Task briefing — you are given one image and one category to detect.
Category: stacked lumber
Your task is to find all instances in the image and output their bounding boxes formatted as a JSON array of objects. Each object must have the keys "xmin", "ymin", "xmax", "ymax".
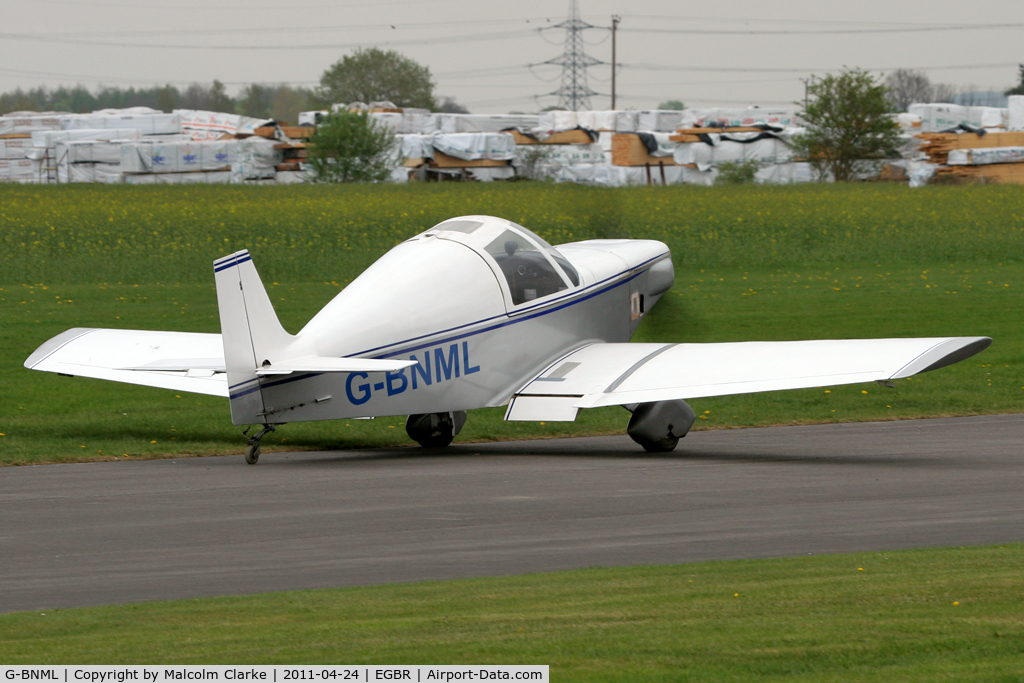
[
  {"xmin": 253, "ymin": 126, "xmax": 315, "ymax": 140},
  {"xmin": 934, "ymin": 163, "xmax": 1024, "ymax": 184},
  {"xmin": 611, "ymin": 134, "xmax": 678, "ymax": 167},
  {"xmin": 273, "ymin": 142, "xmax": 308, "ymax": 171},
  {"xmin": 669, "ymin": 127, "xmax": 764, "ymax": 142},
  {"xmin": 431, "ymin": 150, "xmax": 510, "ymax": 168},
  {"xmin": 917, "ymin": 132, "xmax": 1024, "ymax": 164},
  {"xmin": 917, "ymin": 131, "xmax": 1024, "ymax": 184},
  {"xmin": 510, "ymin": 129, "xmax": 595, "ymax": 145}
]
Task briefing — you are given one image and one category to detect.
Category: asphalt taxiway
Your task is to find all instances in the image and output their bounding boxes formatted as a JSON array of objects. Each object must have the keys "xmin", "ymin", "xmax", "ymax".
[{"xmin": 1, "ymin": 414, "xmax": 1022, "ymax": 613}]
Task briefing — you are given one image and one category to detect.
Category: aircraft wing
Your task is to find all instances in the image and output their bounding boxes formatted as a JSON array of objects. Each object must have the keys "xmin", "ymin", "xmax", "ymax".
[
  {"xmin": 505, "ymin": 337, "xmax": 992, "ymax": 421},
  {"xmin": 24, "ymin": 328, "xmax": 230, "ymax": 397},
  {"xmin": 24, "ymin": 328, "xmax": 420, "ymax": 398}
]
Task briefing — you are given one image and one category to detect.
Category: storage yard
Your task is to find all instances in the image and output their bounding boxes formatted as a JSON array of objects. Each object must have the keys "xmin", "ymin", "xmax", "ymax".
[{"xmin": 4, "ymin": 97, "xmax": 1024, "ymax": 186}]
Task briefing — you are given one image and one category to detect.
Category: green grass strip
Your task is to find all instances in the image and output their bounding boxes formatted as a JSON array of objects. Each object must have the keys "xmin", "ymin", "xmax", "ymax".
[{"xmin": 1, "ymin": 544, "xmax": 1022, "ymax": 682}]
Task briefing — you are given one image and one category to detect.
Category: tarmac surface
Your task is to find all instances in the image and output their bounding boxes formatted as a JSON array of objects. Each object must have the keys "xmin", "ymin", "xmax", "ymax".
[{"xmin": 2, "ymin": 414, "xmax": 1023, "ymax": 614}]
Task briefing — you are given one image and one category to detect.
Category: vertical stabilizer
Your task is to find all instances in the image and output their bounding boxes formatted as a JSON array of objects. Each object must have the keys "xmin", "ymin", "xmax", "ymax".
[{"xmin": 214, "ymin": 250, "xmax": 294, "ymax": 425}]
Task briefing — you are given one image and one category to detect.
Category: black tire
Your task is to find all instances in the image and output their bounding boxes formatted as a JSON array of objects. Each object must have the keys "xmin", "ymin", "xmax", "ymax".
[
  {"xmin": 406, "ymin": 413, "xmax": 455, "ymax": 448},
  {"xmin": 244, "ymin": 443, "xmax": 260, "ymax": 464},
  {"xmin": 631, "ymin": 434, "xmax": 679, "ymax": 453}
]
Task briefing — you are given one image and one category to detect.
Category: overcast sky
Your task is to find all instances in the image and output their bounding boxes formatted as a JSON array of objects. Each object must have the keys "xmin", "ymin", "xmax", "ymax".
[{"xmin": 1, "ymin": 0, "xmax": 1022, "ymax": 113}]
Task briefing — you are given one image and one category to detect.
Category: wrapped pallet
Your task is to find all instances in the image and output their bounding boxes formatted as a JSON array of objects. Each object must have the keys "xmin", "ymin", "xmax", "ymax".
[
  {"xmin": 684, "ymin": 108, "xmax": 800, "ymax": 129},
  {"xmin": 0, "ymin": 115, "xmax": 63, "ymax": 136},
  {"xmin": 437, "ymin": 114, "xmax": 539, "ymax": 134},
  {"xmin": 1008, "ymin": 96, "xmax": 1024, "ymax": 132},
  {"xmin": 538, "ymin": 111, "xmax": 578, "ymax": 132},
  {"xmin": 431, "ymin": 133, "xmax": 516, "ymax": 161},
  {"xmin": 0, "ymin": 138, "xmax": 32, "ymax": 160},
  {"xmin": 64, "ymin": 113, "xmax": 182, "ymax": 136},
  {"xmin": 947, "ymin": 146, "xmax": 1024, "ymax": 166},
  {"xmin": 637, "ymin": 110, "xmax": 684, "ymax": 132},
  {"xmin": 32, "ymin": 128, "xmax": 142, "ymax": 147}
]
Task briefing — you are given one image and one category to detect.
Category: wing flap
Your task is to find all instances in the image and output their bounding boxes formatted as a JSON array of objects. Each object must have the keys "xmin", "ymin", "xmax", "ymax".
[
  {"xmin": 24, "ymin": 327, "xmax": 229, "ymax": 397},
  {"xmin": 506, "ymin": 337, "xmax": 991, "ymax": 419}
]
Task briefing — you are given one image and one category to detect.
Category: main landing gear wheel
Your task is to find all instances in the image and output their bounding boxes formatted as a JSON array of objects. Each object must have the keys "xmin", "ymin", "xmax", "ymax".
[
  {"xmin": 242, "ymin": 424, "xmax": 276, "ymax": 465},
  {"xmin": 405, "ymin": 411, "xmax": 468, "ymax": 448},
  {"xmin": 625, "ymin": 400, "xmax": 696, "ymax": 453}
]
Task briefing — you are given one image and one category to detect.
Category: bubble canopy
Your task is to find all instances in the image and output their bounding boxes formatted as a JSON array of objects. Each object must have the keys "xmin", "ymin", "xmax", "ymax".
[{"xmin": 423, "ymin": 216, "xmax": 580, "ymax": 305}]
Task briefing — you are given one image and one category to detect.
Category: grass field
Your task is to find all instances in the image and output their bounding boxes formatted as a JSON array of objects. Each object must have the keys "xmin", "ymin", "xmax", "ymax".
[
  {"xmin": 1, "ymin": 183, "xmax": 1022, "ymax": 464},
  {"xmin": 2, "ymin": 544, "xmax": 1022, "ymax": 681}
]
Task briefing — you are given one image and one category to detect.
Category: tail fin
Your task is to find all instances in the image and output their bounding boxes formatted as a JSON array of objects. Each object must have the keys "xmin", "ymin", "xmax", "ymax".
[{"xmin": 214, "ymin": 250, "xmax": 294, "ymax": 425}]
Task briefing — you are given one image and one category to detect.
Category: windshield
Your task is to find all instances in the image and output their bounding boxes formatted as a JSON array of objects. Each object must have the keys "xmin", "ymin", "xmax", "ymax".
[{"xmin": 427, "ymin": 216, "xmax": 580, "ymax": 303}]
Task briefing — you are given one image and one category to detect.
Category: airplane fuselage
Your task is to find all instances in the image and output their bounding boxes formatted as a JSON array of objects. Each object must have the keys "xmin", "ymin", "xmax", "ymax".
[{"xmin": 251, "ymin": 235, "xmax": 673, "ymax": 424}]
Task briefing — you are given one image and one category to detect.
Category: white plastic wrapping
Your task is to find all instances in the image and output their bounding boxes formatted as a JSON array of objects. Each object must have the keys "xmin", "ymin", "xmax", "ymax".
[
  {"xmin": 369, "ymin": 112, "xmax": 404, "ymax": 132},
  {"xmin": 538, "ymin": 111, "xmax": 578, "ymax": 132},
  {"xmin": 401, "ymin": 112, "xmax": 437, "ymax": 135},
  {"xmin": 685, "ymin": 108, "xmax": 801, "ymax": 129},
  {"xmin": 0, "ymin": 139, "xmax": 31, "ymax": 159},
  {"xmin": 57, "ymin": 140, "xmax": 130, "ymax": 165},
  {"xmin": 947, "ymin": 146, "xmax": 1024, "ymax": 166},
  {"xmin": 0, "ymin": 158, "xmax": 41, "ymax": 180},
  {"xmin": 297, "ymin": 110, "xmax": 328, "ymax": 127},
  {"xmin": 1008, "ymin": 96, "xmax": 1024, "ymax": 132},
  {"xmin": 673, "ymin": 135, "xmax": 794, "ymax": 167},
  {"xmin": 909, "ymin": 103, "xmax": 1008, "ymax": 132},
  {"xmin": 437, "ymin": 114, "xmax": 539, "ymax": 134},
  {"xmin": 577, "ymin": 111, "xmax": 627, "ymax": 131},
  {"xmin": 121, "ymin": 139, "xmax": 239, "ymax": 173},
  {"xmin": 398, "ymin": 134, "xmax": 434, "ymax": 160},
  {"xmin": 32, "ymin": 128, "xmax": 142, "ymax": 147},
  {"xmin": 431, "ymin": 133, "xmax": 516, "ymax": 161},
  {"xmin": 515, "ymin": 143, "xmax": 606, "ymax": 166},
  {"xmin": 637, "ymin": 110, "xmax": 684, "ymax": 132},
  {"xmin": 64, "ymin": 113, "xmax": 182, "ymax": 135},
  {"xmin": 176, "ymin": 110, "xmax": 272, "ymax": 140},
  {"xmin": 0, "ymin": 115, "xmax": 63, "ymax": 135}
]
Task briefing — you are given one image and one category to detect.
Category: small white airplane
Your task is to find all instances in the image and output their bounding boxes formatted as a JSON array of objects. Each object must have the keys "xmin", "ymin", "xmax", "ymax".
[{"xmin": 25, "ymin": 215, "xmax": 990, "ymax": 464}]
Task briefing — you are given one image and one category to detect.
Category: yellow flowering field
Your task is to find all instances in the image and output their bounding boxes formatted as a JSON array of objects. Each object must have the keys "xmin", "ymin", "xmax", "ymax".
[{"xmin": 2, "ymin": 183, "xmax": 1023, "ymax": 285}]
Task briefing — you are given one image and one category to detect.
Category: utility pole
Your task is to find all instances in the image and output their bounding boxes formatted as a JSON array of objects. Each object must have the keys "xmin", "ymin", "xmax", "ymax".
[
  {"xmin": 611, "ymin": 15, "xmax": 620, "ymax": 109},
  {"xmin": 800, "ymin": 76, "xmax": 816, "ymax": 111}
]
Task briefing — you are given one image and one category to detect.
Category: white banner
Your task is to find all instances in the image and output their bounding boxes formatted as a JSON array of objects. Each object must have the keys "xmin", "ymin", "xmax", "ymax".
[{"xmin": 0, "ymin": 666, "xmax": 548, "ymax": 683}]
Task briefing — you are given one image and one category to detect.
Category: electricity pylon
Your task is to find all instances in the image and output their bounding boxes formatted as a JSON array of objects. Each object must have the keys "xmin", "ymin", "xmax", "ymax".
[{"xmin": 543, "ymin": 0, "xmax": 601, "ymax": 111}]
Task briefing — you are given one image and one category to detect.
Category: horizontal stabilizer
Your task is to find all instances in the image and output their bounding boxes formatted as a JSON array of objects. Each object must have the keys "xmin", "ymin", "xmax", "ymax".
[
  {"xmin": 506, "ymin": 336, "xmax": 991, "ymax": 421},
  {"xmin": 24, "ymin": 327, "xmax": 228, "ymax": 397},
  {"xmin": 255, "ymin": 356, "xmax": 418, "ymax": 376}
]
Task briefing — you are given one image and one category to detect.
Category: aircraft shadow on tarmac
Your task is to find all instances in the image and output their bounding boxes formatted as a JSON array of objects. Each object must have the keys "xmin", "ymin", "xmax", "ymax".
[{"xmin": 261, "ymin": 440, "xmax": 954, "ymax": 470}]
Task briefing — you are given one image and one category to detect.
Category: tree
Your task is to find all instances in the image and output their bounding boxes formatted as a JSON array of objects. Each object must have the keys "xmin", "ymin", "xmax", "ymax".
[
  {"xmin": 885, "ymin": 69, "xmax": 932, "ymax": 111},
  {"xmin": 794, "ymin": 69, "xmax": 901, "ymax": 183},
  {"xmin": 931, "ymin": 83, "xmax": 958, "ymax": 104},
  {"xmin": 318, "ymin": 48, "xmax": 435, "ymax": 110},
  {"xmin": 1006, "ymin": 65, "xmax": 1024, "ymax": 96},
  {"xmin": 306, "ymin": 110, "xmax": 396, "ymax": 183},
  {"xmin": 436, "ymin": 96, "xmax": 469, "ymax": 113},
  {"xmin": 208, "ymin": 80, "xmax": 234, "ymax": 113},
  {"xmin": 657, "ymin": 99, "xmax": 685, "ymax": 110}
]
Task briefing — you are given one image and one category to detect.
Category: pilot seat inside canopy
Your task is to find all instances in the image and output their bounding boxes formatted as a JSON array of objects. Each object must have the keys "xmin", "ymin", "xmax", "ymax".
[{"xmin": 429, "ymin": 217, "xmax": 579, "ymax": 306}]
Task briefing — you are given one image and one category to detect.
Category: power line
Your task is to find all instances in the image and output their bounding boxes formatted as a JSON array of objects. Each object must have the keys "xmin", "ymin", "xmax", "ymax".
[
  {"xmin": 0, "ymin": 27, "xmax": 539, "ymax": 50},
  {"xmin": 625, "ymin": 62, "xmax": 1020, "ymax": 73},
  {"xmin": 617, "ymin": 22, "xmax": 1024, "ymax": 36},
  {"xmin": 3, "ymin": 17, "xmax": 553, "ymax": 39}
]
